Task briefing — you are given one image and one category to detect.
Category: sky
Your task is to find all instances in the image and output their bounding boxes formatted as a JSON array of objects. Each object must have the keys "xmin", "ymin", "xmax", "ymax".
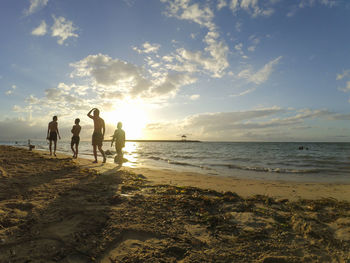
[{"xmin": 1, "ymin": 0, "xmax": 350, "ymax": 142}]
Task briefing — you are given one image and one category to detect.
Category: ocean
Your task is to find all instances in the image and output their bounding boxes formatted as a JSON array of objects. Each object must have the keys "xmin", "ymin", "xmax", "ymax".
[{"xmin": 2, "ymin": 140, "xmax": 350, "ymax": 183}]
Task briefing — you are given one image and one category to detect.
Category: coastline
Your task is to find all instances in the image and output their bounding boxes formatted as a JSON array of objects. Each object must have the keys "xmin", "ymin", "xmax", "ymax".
[
  {"xmin": 51, "ymin": 149, "xmax": 350, "ymax": 202},
  {"xmin": 1, "ymin": 145, "xmax": 350, "ymax": 262}
]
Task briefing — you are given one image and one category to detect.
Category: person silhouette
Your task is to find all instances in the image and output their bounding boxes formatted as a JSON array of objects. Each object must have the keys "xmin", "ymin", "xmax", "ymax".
[
  {"xmin": 71, "ymin": 118, "xmax": 81, "ymax": 159},
  {"xmin": 47, "ymin": 116, "xmax": 61, "ymax": 156},
  {"xmin": 111, "ymin": 122, "xmax": 126, "ymax": 165},
  {"xmin": 87, "ymin": 108, "xmax": 106, "ymax": 163}
]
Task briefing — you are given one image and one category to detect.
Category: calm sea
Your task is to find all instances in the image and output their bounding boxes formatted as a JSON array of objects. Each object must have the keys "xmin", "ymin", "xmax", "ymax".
[{"xmin": 2, "ymin": 141, "xmax": 350, "ymax": 183}]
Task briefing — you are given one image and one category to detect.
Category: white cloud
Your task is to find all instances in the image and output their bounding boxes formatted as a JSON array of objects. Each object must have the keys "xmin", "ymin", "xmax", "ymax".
[
  {"xmin": 160, "ymin": 0, "xmax": 229, "ymax": 77},
  {"xmin": 5, "ymin": 85, "xmax": 16, "ymax": 95},
  {"xmin": 190, "ymin": 94, "xmax": 200, "ymax": 100},
  {"xmin": 69, "ymin": 54, "xmax": 197, "ymax": 99},
  {"xmin": 217, "ymin": 0, "xmax": 227, "ymax": 10},
  {"xmin": 336, "ymin": 69, "xmax": 350, "ymax": 80},
  {"xmin": 133, "ymin": 42, "xmax": 161, "ymax": 54},
  {"xmin": 336, "ymin": 69, "xmax": 350, "ymax": 95},
  {"xmin": 51, "ymin": 16, "xmax": 78, "ymax": 45},
  {"xmin": 161, "ymin": 0, "xmax": 215, "ymax": 30},
  {"xmin": 288, "ymin": 0, "xmax": 337, "ymax": 17},
  {"xmin": 152, "ymin": 73, "xmax": 197, "ymax": 96},
  {"xmin": 235, "ymin": 21, "xmax": 242, "ymax": 32},
  {"xmin": 238, "ymin": 56, "xmax": 282, "ymax": 85},
  {"xmin": 143, "ymin": 107, "xmax": 341, "ymax": 141},
  {"xmin": 31, "ymin": 20, "xmax": 47, "ymax": 36},
  {"xmin": 25, "ymin": 95, "xmax": 40, "ymax": 104},
  {"xmin": 230, "ymin": 0, "xmax": 275, "ymax": 17},
  {"xmin": 338, "ymin": 81, "xmax": 350, "ymax": 93},
  {"xmin": 230, "ymin": 88, "xmax": 256, "ymax": 97},
  {"xmin": 25, "ymin": 0, "xmax": 48, "ymax": 15},
  {"xmin": 70, "ymin": 54, "xmax": 151, "ymax": 96}
]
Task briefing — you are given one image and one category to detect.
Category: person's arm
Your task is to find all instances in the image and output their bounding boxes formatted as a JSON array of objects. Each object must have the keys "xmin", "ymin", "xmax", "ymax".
[
  {"xmin": 102, "ymin": 119, "xmax": 105, "ymax": 138},
  {"xmin": 47, "ymin": 124, "xmax": 50, "ymax": 139},
  {"xmin": 111, "ymin": 131, "xmax": 115, "ymax": 146},
  {"xmin": 122, "ymin": 131, "xmax": 125, "ymax": 147},
  {"xmin": 71, "ymin": 125, "xmax": 74, "ymax": 134},
  {"xmin": 57, "ymin": 125, "xmax": 61, "ymax": 140},
  {"xmin": 87, "ymin": 108, "xmax": 95, "ymax": 119}
]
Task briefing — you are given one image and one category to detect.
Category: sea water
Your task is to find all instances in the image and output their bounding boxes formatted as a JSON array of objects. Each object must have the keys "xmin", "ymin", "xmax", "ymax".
[{"xmin": 2, "ymin": 141, "xmax": 350, "ymax": 183}]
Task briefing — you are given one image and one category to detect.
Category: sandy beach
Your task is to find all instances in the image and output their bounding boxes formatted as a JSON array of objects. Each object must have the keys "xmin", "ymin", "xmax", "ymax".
[{"xmin": 0, "ymin": 145, "xmax": 350, "ymax": 262}]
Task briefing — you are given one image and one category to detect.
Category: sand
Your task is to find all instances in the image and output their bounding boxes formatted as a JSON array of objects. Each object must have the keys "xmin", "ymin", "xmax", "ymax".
[{"xmin": 0, "ymin": 145, "xmax": 350, "ymax": 262}]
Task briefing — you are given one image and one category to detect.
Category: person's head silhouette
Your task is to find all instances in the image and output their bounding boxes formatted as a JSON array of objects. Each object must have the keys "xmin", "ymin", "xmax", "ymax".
[{"xmin": 93, "ymin": 109, "xmax": 100, "ymax": 117}]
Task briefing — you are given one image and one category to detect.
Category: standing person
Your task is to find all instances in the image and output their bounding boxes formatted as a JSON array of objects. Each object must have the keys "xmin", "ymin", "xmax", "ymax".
[
  {"xmin": 47, "ymin": 116, "xmax": 61, "ymax": 156},
  {"xmin": 87, "ymin": 108, "xmax": 106, "ymax": 163},
  {"xmin": 111, "ymin": 122, "xmax": 126, "ymax": 165},
  {"xmin": 71, "ymin": 118, "xmax": 81, "ymax": 159}
]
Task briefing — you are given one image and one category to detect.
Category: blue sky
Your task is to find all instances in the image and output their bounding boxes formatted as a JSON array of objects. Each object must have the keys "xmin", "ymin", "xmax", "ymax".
[{"xmin": 1, "ymin": 0, "xmax": 350, "ymax": 141}]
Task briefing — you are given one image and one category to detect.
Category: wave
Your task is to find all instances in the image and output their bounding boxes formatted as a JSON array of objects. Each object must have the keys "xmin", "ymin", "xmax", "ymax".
[{"xmin": 212, "ymin": 163, "xmax": 321, "ymax": 174}]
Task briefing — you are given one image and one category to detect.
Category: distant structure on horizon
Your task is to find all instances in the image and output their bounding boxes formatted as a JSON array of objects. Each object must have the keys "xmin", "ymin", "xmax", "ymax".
[{"xmin": 178, "ymin": 134, "xmax": 192, "ymax": 141}]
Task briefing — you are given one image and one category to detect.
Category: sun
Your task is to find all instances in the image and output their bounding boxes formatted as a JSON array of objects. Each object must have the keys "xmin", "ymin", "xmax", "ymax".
[{"xmin": 103, "ymin": 100, "xmax": 149, "ymax": 139}]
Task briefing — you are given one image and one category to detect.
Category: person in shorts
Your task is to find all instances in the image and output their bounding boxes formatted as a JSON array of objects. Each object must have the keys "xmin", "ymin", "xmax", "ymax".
[
  {"xmin": 87, "ymin": 108, "xmax": 106, "ymax": 163},
  {"xmin": 71, "ymin": 118, "xmax": 81, "ymax": 159},
  {"xmin": 47, "ymin": 116, "xmax": 61, "ymax": 156}
]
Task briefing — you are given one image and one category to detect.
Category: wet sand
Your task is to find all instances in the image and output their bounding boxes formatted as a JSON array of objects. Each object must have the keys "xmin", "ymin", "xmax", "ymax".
[{"xmin": 0, "ymin": 145, "xmax": 350, "ymax": 262}]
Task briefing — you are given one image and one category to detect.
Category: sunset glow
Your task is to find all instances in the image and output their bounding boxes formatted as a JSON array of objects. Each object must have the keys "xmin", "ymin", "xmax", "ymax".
[{"xmin": 104, "ymin": 100, "xmax": 149, "ymax": 140}]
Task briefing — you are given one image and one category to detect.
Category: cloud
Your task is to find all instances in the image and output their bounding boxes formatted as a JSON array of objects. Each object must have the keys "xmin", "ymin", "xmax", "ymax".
[
  {"xmin": 25, "ymin": 0, "xmax": 48, "ymax": 15},
  {"xmin": 217, "ymin": 0, "xmax": 227, "ymax": 10},
  {"xmin": 51, "ymin": 16, "xmax": 78, "ymax": 45},
  {"xmin": 336, "ymin": 69, "xmax": 350, "ymax": 80},
  {"xmin": 5, "ymin": 85, "xmax": 16, "ymax": 95},
  {"xmin": 152, "ymin": 73, "xmax": 197, "ymax": 95},
  {"xmin": 230, "ymin": 0, "xmax": 275, "ymax": 17},
  {"xmin": 336, "ymin": 69, "xmax": 350, "ymax": 94},
  {"xmin": 299, "ymin": 0, "xmax": 337, "ymax": 8},
  {"xmin": 288, "ymin": 0, "xmax": 337, "ymax": 17},
  {"xmin": 133, "ymin": 42, "xmax": 161, "ymax": 54},
  {"xmin": 237, "ymin": 56, "xmax": 282, "ymax": 85},
  {"xmin": 143, "ymin": 107, "xmax": 341, "ymax": 141},
  {"xmin": 160, "ymin": 0, "xmax": 229, "ymax": 77},
  {"xmin": 25, "ymin": 95, "xmax": 40, "ymax": 104},
  {"xmin": 70, "ymin": 53, "xmax": 197, "ymax": 99},
  {"xmin": 230, "ymin": 88, "xmax": 256, "ymax": 97},
  {"xmin": 31, "ymin": 20, "xmax": 47, "ymax": 36},
  {"xmin": 70, "ymin": 54, "xmax": 152, "ymax": 97},
  {"xmin": 190, "ymin": 94, "xmax": 200, "ymax": 100},
  {"xmin": 161, "ymin": 0, "xmax": 215, "ymax": 30},
  {"xmin": 338, "ymin": 81, "xmax": 350, "ymax": 93}
]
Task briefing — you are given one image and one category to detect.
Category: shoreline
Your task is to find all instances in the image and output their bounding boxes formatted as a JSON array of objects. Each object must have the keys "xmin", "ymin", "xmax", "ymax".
[{"xmin": 35, "ymin": 148, "xmax": 350, "ymax": 202}]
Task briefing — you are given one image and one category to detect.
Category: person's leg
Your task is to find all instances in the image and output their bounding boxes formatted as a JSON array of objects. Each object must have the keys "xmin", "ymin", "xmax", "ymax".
[
  {"xmin": 49, "ymin": 140, "xmax": 52, "ymax": 155},
  {"xmin": 117, "ymin": 148, "xmax": 123, "ymax": 164},
  {"xmin": 53, "ymin": 140, "xmax": 57, "ymax": 156},
  {"xmin": 98, "ymin": 145, "xmax": 106, "ymax": 163},
  {"xmin": 93, "ymin": 144, "xmax": 97, "ymax": 162},
  {"xmin": 75, "ymin": 143, "xmax": 79, "ymax": 158},
  {"xmin": 71, "ymin": 141, "xmax": 76, "ymax": 157}
]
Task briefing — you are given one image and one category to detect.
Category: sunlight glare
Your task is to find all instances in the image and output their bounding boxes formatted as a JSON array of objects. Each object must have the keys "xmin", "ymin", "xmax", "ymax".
[{"xmin": 104, "ymin": 101, "xmax": 149, "ymax": 139}]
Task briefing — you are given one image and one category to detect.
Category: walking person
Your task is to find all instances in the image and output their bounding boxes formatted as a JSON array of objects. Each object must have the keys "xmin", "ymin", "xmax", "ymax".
[
  {"xmin": 87, "ymin": 108, "xmax": 106, "ymax": 163},
  {"xmin": 47, "ymin": 116, "xmax": 61, "ymax": 156},
  {"xmin": 111, "ymin": 122, "xmax": 126, "ymax": 165},
  {"xmin": 71, "ymin": 118, "xmax": 81, "ymax": 159}
]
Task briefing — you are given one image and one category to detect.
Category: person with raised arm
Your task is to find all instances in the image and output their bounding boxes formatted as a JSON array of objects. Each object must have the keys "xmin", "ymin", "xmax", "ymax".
[
  {"xmin": 47, "ymin": 116, "xmax": 61, "ymax": 156},
  {"xmin": 87, "ymin": 108, "xmax": 106, "ymax": 163}
]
